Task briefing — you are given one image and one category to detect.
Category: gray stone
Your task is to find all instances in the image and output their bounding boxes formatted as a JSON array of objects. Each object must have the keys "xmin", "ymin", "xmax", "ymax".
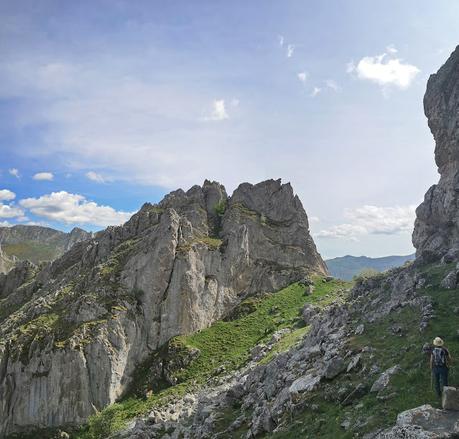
[
  {"xmin": 323, "ymin": 356, "xmax": 345, "ymax": 379},
  {"xmin": 441, "ymin": 270, "xmax": 458, "ymax": 289},
  {"xmin": 289, "ymin": 374, "xmax": 321, "ymax": 394},
  {"xmin": 302, "ymin": 304, "xmax": 320, "ymax": 324},
  {"xmin": 370, "ymin": 365, "xmax": 400, "ymax": 393},
  {"xmin": 355, "ymin": 324, "xmax": 365, "ymax": 335},
  {"xmin": 442, "ymin": 386, "xmax": 459, "ymax": 411}
]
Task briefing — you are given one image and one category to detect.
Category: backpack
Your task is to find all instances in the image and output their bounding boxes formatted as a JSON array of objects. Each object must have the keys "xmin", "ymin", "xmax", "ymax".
[{"xmin": 432, "ymin": 347, "xmax": 447, "ymax": 367}]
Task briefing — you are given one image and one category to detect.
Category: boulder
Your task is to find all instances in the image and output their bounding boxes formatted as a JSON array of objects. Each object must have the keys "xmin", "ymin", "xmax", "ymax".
[
  {"xmin": 442, "ymin": 386, "xmax": 459, "ymax": 411},
  {"xmin": 289, "ymin": 373, "xmax": 321, "ymax": 395},
  {"xmin": 440, "ymin": 271, "xmax": 458, "ymax": 290},
  {"xmin": 370, "ymin": 365, "xmax": 400, "ymax": 393},
  {"xmin": 323, "ymin": 356, "xmax": 345, "ymax": 379},
  {"xmin": 302, "ymin": 304, "xmax": 320, "ymax": 324}
]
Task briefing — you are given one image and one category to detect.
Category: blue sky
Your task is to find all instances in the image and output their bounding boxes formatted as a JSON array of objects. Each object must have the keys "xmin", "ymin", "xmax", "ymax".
[{"xmin": 1, "ymin": 1, "xmax": 458, "ymax": 258}]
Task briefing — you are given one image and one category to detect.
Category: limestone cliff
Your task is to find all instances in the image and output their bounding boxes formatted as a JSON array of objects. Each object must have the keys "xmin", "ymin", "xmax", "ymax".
[
  {"xmin": 413, "ymin": 45, "xmax": 459, "ymax": 261},
  {"xmin": 0, "ymin": 179, "xmax": 325, "ymax": 436}
]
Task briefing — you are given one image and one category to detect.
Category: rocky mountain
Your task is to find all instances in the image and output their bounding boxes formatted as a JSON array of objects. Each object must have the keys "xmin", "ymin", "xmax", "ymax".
[
  {"xmin": 3, "ymin": 46, "xmax": 459, "ymax": 439},
  {"xmin": 326, "ymin": 254, "xmax": 415, "ymax": 280},
  {"xmin": 0, "ymin": 225, "xmax": 92, "ymax": 274},
  {"xmin": 413, "ymin": 45, "xmax": 459, "ymax": 262},
  {"xmin": 51, "ymin": 46, "xmax": 459, "ymax": 439},
  {"xmin": 0, "ymin": 178, "xmax": 326, "ymax": 437}
]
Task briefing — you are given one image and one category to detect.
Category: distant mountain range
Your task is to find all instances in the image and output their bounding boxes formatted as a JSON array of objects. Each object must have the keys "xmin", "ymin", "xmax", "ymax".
[
  {"xmin": 0, "ymin": 225, "xmax": 92, "ymax": 274},
  {"xmin": 325, "ymin": 253, "xmax": 416, "ymax": 280}
]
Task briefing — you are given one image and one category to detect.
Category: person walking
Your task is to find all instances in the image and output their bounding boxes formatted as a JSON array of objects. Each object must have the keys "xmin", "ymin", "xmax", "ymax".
[{"xmin": 430, "ymin": 337, "xmax": 452, "ymax": 398}]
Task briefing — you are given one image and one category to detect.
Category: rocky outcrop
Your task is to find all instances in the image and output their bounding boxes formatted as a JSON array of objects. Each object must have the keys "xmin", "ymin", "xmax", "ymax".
[
  {"xmin": 0, "ymin": 179, "xmax": 326, "ymax": 436},
  {"xmin": 413, "ymin": 45, "xmax": 459, "ymax": 261},
  {"xmin": 0, "ymin": 225, "xmax": 92, "ymax": 273}
]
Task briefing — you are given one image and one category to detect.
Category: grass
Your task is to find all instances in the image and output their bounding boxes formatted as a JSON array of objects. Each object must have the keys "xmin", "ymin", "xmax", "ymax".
[
  {"xmin": 70, "ymin": 276, "xmax": 349, "ymax": 439},
  {"xmin": 264, "ymin": 262, "xmax": 459, "ymax": 438},
  {"xmin": 3, "ymin": 241, "xmax": 60, "ymax": 264}
]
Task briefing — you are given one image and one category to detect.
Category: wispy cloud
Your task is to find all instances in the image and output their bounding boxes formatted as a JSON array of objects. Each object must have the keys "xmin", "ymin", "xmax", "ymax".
[
  {"xmin": 348, "ymin": 47, "xmax": 420, "ymax": 89},
  {"xmin": 204, "ymin": 99, "xmax": 229, "ymax": 121},
  {"xmin": 297, "ymin": 72, "xmax": 308, "ymax": 83},
  {"xmin": 287, "ymin": 44, "xmax": 295, "ymax": 58},
  {"xmin": 311, "ymin": 87, "xmax": 321, "ymax": 97},
  {"xmin": 325, "ymin": 79, "xmax": 340, "ymax": 92},
  {"xmin": 19, "ymin": 191, "xmax": 133, "ymax": 227},
  {"xmin": 8, "ymin": 168, "xmax": 20, "ymax": 179},
  {"xmin": 315, "ymin": 205, "xmax": 416, "ymax": 240},
  {"xmin": 33, "ymin": 172, "xmax": 54, "ymax": 181},
  {"xmin": 86, "ymin": 171, "xmax": 107, "ymax": 184},
  {"xmin": 278, "ymin": 35, "xmax": 284, "ymax": 47}
]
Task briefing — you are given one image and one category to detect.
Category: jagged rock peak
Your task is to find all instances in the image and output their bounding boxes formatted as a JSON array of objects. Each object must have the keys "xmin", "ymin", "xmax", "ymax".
[{"xmin": 413, "ymin": 45, "xmax": 459, "ymax": 261}]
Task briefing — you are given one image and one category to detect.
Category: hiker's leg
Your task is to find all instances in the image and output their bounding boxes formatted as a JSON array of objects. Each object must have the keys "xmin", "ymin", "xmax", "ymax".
[
  {"xmin": 439, "ymin": 367, "xmax": 448, "ymax": 394},
  {"xmin": 433, "ymin": 367, "xmax": 442, "ymax": 397},
  {"xmin": 444, "ymin": 367, "xmax": 449, "ymax": 388}
]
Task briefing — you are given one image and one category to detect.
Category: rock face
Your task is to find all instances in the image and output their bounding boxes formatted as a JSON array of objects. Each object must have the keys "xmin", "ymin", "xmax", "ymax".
[
  {"xmin": 413, "ymin": 45, "xmax": 459, "ymax": 261},
  {"xmin": 0, "ymin": 179, "xmax": 326, "ymax": 436},
  {"xmin": 0, "ymin": 225, "xmax": 92, "ymax": 273}
]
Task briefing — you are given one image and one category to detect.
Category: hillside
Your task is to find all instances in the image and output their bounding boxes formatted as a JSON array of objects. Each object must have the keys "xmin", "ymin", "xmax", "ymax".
[
  {"xmin": 0, "ymin": 179, "xmax": 326, "ymax": 437},
  {"xmin": 326, "ymin": 254, "xmax": 415, "ymax": 280},
  {"xmin": 0, "ymin": 225, "xmax": 92, "ymax": 274}
]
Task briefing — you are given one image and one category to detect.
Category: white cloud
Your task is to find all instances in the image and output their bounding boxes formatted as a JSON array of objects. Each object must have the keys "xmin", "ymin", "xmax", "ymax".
[
  {"xmin": 230, "ymin": 98, "xmax": 240, "ymax": 107},
  {"xmin": 9, "ymin": 168, "xmax": 20, "ymax": 179},
  {"xmin": 297, "ymin": 72, "xmax": 308, "ymax": 83},
  {"xmin": 315, "ymin": 205, "xmax": 416, "ymax": 240},
  {"xmin": 386, "ymin": 44, "xmax": 398, "ymax": 54},
  {"xmin": 278, "ymin": 35, "xmax": 284, "ymax": 47},
  {"xmin": 0, "ymin": 221, "xmax": 12, "ymax": 227},
  {"xmin": 309, "ymin": 216, "xmax": 320, "ymax": 223},
  {"xmin": 0, "ymin": 203, "xmax": 24, "ymax": 219},
  {"xmin": 204, "ymin": 99, "xmax": 229, "ymax": 121},
  {"xmin": 287, "ymin": 44, "xmax": 295, "ymax": 58},
  {"xmin": 311, "ymin": 87, "xmax": 321, "ymax": 97},
  {"xmin": 348, "ymin": 49, "xmax": 420, "ymax": 89},
  {"xmin": 86, "ymin": 171, "xmax": 107, "ymax": 183},
  {"xmin": 19, "ymin": 191, "xmax": 133, "ymax": 227},
  {"xmin": 33, "ymin": 172, "xmax": 54, "ymax": 181},
  {"xmin": 0, "ymin": 189, "xmax": 16, "ymax": 201},
  {"xmin": 325, "ymin": 79, "xmax": 340, "ymax": 92}
]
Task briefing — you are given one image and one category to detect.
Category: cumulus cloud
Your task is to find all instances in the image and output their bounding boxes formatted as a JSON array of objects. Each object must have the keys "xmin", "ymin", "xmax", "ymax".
[
  {"xmin": 0, "ymin": 204, "xmax": 24, "ymax": 219},
  {"xmin": 86, "ymin": 171, "xmax": 107, "ymax": 183},
  {"xmin": 33, "ymin": 172, "xmax": 54, "ymax": 181},
  {"xmin": 9, "ymin": 168, "xmax": 20, "ymax": 179},
  {"xmin": 0, "ymin": 221, "xmax": 12, "ymax": 227},
  {"xmin": 297, "ymin": 72, "xmax": 308, "ymax": 83},
  {"xmin": 348, "ymin": 48, "xmax": 420, "ymax": 89},
  {"xmin": 204, "ymin": 99, "xmax": 229, "ymax": 121},
  {"xmin": 19, "ymin": 191, "xmax": 134, "ymax": 227},
  {"xmin": 287, "ymin": 44, "xmax": 295, "ymax": 58},
  {"xmin": 0, "ymin": 189, "xmax": 16, "ymax": 201},
  {"xmin": 315, "ymin": 205, "xmax": 416, "ymax": 240}
]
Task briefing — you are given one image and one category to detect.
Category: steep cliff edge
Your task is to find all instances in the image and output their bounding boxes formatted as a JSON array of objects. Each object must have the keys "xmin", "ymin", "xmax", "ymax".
[
  {"xmin": 413, "ymin": 45, "xmax": 459, "ymax": 261},
  {"xmin": 0, "ymin": 178, "xmax": 325, "ymax": 436}
]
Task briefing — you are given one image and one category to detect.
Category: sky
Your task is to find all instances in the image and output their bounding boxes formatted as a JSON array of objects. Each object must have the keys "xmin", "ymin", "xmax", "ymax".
[{"xmin": 1, "ymin": 1, "xmax": 458, "ymax": 259}]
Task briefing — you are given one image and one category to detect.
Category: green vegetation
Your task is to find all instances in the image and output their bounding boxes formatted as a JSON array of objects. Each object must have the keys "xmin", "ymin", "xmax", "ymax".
[
  {"xmin": 214, "ymin": 199, "xmax": 226, "ymax": 216},
  {"xmin": 3, "ymin": 241, "xmax": 60, "ymax": 264},
  {"xmin": 264, "ymin": 262, "xmax": 459, "ymax": 438},
  {"xmin": 99, "ymin": 238, "xmax": 140, "ymax": 281},
  {"xmin": 72, "ymin": 277, "xmax": 349, "ymax": 439},
  {"xmin": 176, "ymin": 235, "xmax": 223, "ymax": 252}
]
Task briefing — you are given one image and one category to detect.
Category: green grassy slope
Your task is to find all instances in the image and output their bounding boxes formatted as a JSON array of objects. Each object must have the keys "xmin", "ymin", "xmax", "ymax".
[
  {"xmin": 67, "ymin": 277, "xmax": 349, "ymax": 439},
  {"xmin": 264, "ymin": 262, "xmax": 459, "ymax": 438}
]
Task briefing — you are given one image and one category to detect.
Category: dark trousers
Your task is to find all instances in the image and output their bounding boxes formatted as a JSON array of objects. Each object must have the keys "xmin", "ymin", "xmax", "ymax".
[{"xmin": 433, "ymin": 365, "xmax": 449, "ymax": 397}]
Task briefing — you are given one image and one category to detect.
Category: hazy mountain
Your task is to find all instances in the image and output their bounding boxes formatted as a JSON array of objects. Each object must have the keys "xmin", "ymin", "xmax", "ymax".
[
  {"xmin": 325, "ymin": 253, "xmax": 415, "ymax": 280},
  {"xmin": 0, "ymin": 225, "xmax": 92, "ymax": 273}
]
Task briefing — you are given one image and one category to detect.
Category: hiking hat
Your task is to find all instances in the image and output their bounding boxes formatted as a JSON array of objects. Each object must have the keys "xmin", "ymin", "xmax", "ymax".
[{"xmin": 433, "ymin": 337, "xmax": 444, "ymax": 346}]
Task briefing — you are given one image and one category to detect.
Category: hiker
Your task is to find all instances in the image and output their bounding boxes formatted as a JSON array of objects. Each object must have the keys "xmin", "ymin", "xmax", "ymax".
[{"xmin": 430, "ymin": 337, "xmax": 452, "ymax": 397}]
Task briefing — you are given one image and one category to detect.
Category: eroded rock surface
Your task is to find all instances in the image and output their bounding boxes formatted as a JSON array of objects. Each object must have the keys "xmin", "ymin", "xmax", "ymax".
[
  {"xmin": 413, "ymin": 45, "xmax": 459, "ymax": 262},
  {"xmin": 0, "ymin": 179, "xmax": 325, "ymax": 436}
]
